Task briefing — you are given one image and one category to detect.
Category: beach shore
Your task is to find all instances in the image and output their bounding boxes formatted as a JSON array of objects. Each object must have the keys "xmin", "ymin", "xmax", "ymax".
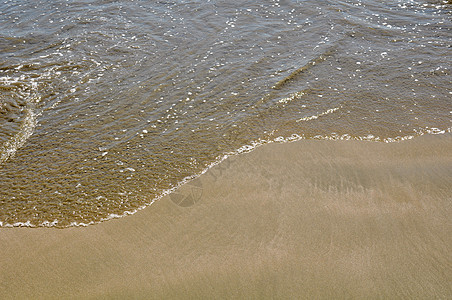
[{"xmin": 1, "ymin": 134, "xmax": 451, "ymax": 299}]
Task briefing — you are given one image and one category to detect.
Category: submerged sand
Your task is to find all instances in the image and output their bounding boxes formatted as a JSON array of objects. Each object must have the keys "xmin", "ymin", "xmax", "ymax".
[{"xmin": 0, "ymin": 134, "xmax": 451, "ymax": 299}]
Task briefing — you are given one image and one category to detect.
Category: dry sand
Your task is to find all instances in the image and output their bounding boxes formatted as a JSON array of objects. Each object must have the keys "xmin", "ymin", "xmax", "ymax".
[{"xmin": 1, "ymin": 134, "xmax": 451, "ymax": 299}]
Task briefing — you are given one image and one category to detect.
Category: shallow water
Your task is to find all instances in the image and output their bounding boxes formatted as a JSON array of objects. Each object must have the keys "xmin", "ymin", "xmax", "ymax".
[{"xmin": 0, "ymin": 0, "xmax": 451, "ymax": 227}]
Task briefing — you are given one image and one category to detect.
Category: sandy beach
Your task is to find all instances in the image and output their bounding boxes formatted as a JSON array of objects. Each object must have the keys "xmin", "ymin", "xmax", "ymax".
[{"xmin": 1, "ymin": 134, "xmax": 451, "ymax": 299}]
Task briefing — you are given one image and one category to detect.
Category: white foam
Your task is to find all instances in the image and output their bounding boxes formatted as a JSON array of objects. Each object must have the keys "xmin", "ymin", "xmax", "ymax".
[
  {"xmin": 278, "ymin": 90, "xmax": 307, "ymax": 104},
  {"xmin": 0, "ymin": 107, "xmax": 37, "ymax": 164},
  {"xmin": 41, "ymin": 220, "xmax": 59, "ymax": 227},
  {"xmin": 0, "ymin": 74, "xmax": 43, "ymax": 164},
  {"xmin": 296, "ymin": 106, "xmax": 341, "ymax": 122}
]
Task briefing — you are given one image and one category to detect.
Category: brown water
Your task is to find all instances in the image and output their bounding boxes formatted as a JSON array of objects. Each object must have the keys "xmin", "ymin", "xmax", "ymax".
[{"xmin": 0, "ymin": 0, "xmax": 451, "ymax": 227}]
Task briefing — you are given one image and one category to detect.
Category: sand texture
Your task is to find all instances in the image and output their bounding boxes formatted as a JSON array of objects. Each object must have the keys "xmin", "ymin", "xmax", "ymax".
[{"xmin": 1, "ymin": 134, "xmax": 451, "ymax": 299}]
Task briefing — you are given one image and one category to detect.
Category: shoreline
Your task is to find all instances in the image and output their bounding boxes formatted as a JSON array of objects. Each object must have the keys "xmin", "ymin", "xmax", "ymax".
[
  {"xmin": 2, "ymin": 129, "xmax": 450, "ymax": 229},
  {"xmin": 1, "ymin": 134, "xmax": 451, "ymax": 299}
]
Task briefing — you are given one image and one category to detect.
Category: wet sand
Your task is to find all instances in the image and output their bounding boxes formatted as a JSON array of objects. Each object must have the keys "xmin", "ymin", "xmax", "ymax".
[{"xmin": 1, "ymin": 134, "xmax": 451, "ymax": 299}]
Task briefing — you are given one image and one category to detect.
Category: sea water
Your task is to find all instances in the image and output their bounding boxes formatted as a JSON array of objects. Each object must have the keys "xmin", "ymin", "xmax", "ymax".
[{"xmin": 0, "ymin": 0, "xmax": 450, "ymax": 227}]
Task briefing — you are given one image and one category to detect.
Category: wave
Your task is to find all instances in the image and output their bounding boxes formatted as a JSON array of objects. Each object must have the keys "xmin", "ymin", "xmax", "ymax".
[{"xmin": 0, "ymin": 75, "xmax": 40, "ymax": 164}]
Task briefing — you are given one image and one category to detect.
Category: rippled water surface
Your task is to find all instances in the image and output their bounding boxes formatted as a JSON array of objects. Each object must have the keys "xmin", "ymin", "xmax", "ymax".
[{"xmin": 0, "ymin": 0, "xmax": 451, "ymax": 227}]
